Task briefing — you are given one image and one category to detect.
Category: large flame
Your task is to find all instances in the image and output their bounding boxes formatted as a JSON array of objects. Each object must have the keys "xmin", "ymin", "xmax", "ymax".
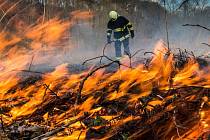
[{"xmin": 0, "ymin": 7, "xmax": 209, "ymax": 140}]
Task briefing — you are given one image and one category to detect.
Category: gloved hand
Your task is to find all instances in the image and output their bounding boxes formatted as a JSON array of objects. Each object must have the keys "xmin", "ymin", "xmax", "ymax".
[{"xmin": 130, "ymin": 30, "xmax": 134, "ymax": 38}]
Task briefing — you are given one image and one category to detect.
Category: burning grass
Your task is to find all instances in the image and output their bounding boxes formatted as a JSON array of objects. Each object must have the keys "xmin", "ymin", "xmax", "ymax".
[
  {"xmin": 0, "ymin": 4, "xmax": 208, "ymax": 139},
  {"xmin": 0, "ymin": 41, "xmax": 209, "ymax": 140}
]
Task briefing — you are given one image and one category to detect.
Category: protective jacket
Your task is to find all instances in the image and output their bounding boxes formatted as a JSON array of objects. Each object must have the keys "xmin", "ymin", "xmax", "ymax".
[{"xmin": 107, "ymin": 16, "xmax": 134, "ymax": 42}]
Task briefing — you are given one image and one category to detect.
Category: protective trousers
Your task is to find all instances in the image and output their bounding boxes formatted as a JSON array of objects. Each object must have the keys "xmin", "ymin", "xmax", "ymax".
[{"xmin": 114, "ymin": 38, "xmax": 130, "ymax": 57}]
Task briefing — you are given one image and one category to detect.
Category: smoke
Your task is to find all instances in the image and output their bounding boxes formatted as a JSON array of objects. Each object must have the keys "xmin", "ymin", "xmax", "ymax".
[
  {"xmin": 66, "ymin": 2, "xmax": 210, "ymax": 68},
  {"xmin": 0, "ymin": 10, "xmax": 95, "ymax": 74},
  {"xmin": 1, "ymin": 1, "xmax": 210, "ymax": 74}
]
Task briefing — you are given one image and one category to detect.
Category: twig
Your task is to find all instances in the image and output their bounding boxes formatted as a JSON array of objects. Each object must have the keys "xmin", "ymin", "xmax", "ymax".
[
  {"xmin": 77, "ymin": 130, "xmax": 83, "ymax": 140},
  {"xmin": 163, "ymin": 0, "xmax": 170, "ymax": 51},
  {"xmin": 84, "ymin": 44, "xmax": 142, "ymax": 69},
  {"xmin": 202, "ymin": 43, "xmax": 210, "ymax": 47},
  {"xmin": 144, "ymin": 52, "xmax": 156, "ymax": 56},
  {"xmin": 125, "ymin": 49, "xmax": 143, "ymax": 68},
  {"xmin": 83, "ymin": 54, "xmax": 131, "ymax": 69},
  {"xmin": 75, "ymin": 61, "xmax": 117, "ymax": 105},
  {"xmin": 176, "ymin": 0, "xmax": 190, "ymax": 11},
  {"xmin": 125, "ymin": 51, "xmax": 132, "ymax": 68},
  {"xmin": 12, "ymin": 69, "xmax": 44, "ymax": 75},
  {"xmin": 32, "ymin": 114, "xmax": 88, "ymax": 140},
  {"xmin": 82, "ymin": 56, "xmax": 103, "ymax": 65},
  {"xmin": 183, "ymin": 24, "xmax": 210, "ymax": 32},
  {"xmin": 131, "ymin": 49, "xmax": 144, "ymax": 58},
  {"xmin": 43, "ymin": 84, "xmax": 60, "ymax": 99},
  {"xmin": 42, "ymin": 84, "xmax": 50, "ymax": 101},
  {"xmin": 28, "ymin": 55, "xmax": 35, "ymax": 71},
  {"xmin": 42, "ymin": 0, "xmax": 46, "ymax": 23},
  {"xmin": 0, "ymin": 114, "xmax": 5, "ymax": 133},
  {"xmin": 100, "ymin": 42, "xmax": 113, "ymax": 63},
  {"xmin": 173, "ymin": 110, "xmax": 181, "ymax": 139}
]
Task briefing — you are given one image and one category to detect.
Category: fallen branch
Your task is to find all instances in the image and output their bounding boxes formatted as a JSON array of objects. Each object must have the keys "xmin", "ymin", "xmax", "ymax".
[
  {"xmin": 82, "ymin": 56, "xmax": 104, "ymax": 65},
  {"xmin": 202, "ymin": 43, "xmax": 210, "ymax": 47},
  {"xmin": 75, "ymin": 61, "xmax": 117, "ymax": 105},
  {"xmin": 100, "ymin": 42, "xmax": 113, "ymax": 63},
  {"xmin": 125, "ymin": 49, "xmax": 143, "ymax": 68},
  {"xmin": 12, "ymin": 69, "xmax": 44, "ymax": 75},
  {"xmin": 43, "ymin": 83, "xmax": 60, "ymax": 99},
  {"xmin": 32, "ymin": 114, "xmax": 88, "ymax": 140},
  {"xmin": 132, "ymin": 49, "xmax": 144, "ymax": 58},
  {"xmin": 163, "ymin": 0, "xmax": 170, "ymax": 51},
  {"xmin": 82, "ymin": 55, "xmax": 131, "ymax": 69},
  {"xmin": 183, "ymin": 24, "xmax": 210, "ymax": 32}
]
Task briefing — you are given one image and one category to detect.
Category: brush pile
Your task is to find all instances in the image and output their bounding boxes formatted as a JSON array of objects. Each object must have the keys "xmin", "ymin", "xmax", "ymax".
[{"xmin": 0, "ymin": 41, "xmax": 209, "ymax": 140}]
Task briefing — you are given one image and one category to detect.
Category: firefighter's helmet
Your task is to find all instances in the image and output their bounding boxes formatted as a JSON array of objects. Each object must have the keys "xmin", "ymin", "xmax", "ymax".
[{"xmin": 109, "ymin": 11, "xmax": 118, "ymax": 20}]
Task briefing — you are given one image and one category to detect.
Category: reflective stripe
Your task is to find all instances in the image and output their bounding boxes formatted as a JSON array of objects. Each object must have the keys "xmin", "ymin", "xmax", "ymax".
[
  {"xmin": 113, "ymin": 23, "xmax": 133, "ymax": 32},
  {"xmin": 114, "ymin": 25, "xmax": 127, "ymax": 32},
  {"xmin": 129, "ymin": 27, "xmax": 134, "ymax": 30},
  {"xmin": 127, "ymin": 22, "xmax": 133, "ymax": 30},
  {"xmin": 114, "ymin": 28, "xmax": 123, "ymax": 32},
  {"xmin": 114, "ymin": 34, "xmax": 130, "ymax": 42},
  {"xmin": 127, "ymin": 22, "xmax": 132, "ymax": 26}
]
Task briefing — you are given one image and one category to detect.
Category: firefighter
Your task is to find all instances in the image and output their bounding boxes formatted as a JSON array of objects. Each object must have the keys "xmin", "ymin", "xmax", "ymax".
[{"xmin": 107, "ymin": 11, "xmax": 134, "ymax": 59}]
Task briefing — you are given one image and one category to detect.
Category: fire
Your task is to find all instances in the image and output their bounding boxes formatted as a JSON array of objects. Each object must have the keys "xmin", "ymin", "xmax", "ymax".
[
  {"xmin": 25, "ymin": 18, "xmax": 70, "ymax": 47},
  {"xmin": 0, "ymin": 5, "xmax": 209, "ymax": 139},
  {"xmin": 0, "ymin": 40, "xmax": 209, "ymax": 139}
]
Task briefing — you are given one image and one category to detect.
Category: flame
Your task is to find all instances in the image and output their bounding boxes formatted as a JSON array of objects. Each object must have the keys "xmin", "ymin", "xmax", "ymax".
[
  {"xmin": 71, "ymin": 10, "xmax": 94, "ymax": 21},
  {"xmin": 0, "ymin": 4, "xmax": 209, "ymax": 139},
  {"xmin": 25, "ymin": 18, "xmax": 70, "ymax": 46},
  {"xmin": 0, "ymin": 39, "xmax": 209, "ymax": 138},
  {"xmin": 50, "ymin": 130, "xmax": 86, "ymax": 140}
]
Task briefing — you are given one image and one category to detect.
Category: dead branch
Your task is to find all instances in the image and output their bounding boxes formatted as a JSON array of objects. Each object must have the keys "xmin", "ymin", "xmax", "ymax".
[
  {"xmin": 84, "ymin": 41, "xmax": 143, "ymax": 69},
  {"xmin": 12, "ymin": 69, "xmax": 44, "ymax": 75},
  {"xmin": 163, "ymin": 0, "xmax": 170, "ymax": 51},
  {"xmin": 125, "ymin": 49, "xmax": 144, "ymax": 68},
  {"xmin": 172, "ymin": 110, "xmax": 181, "ymax": 139},
  {"xmin": 82, "ymin": 54, "xmax": 131, "ymax": 69},
  {"xmin": 144, "ymin": 52, "xmax": 156, "ymax": 56},
  {"xmin": 77, "ymin": 130, "xmax": 83, "ymax": 140},
  {"xmin": 28, "ymin": 55, "xmax": 35, "ymax": 71},
  {"xmin": 99, "ymin": 42, "xmax": 112, "ymax": 63},
  {"xmin": 202, "ymin": 43, "xmax": 210, "ymax": 47},
  {"xmin": 43, "ymin": 83, "xmax": 60, "ymax": 99},
  {"xmin": 183, "ymin": 24, "xmax": 210, "ymax": 32},
  {"xmin": 32, "ymin": 114, "xmax": 88, "ymax": 140},
  {"xmin": 75, "ymin": 61, "xmax": 117, "ymax": 105},
  {"xmin": 176, "ymin": 0, "xmax": 190, "ymax": 10},
  {"xmin": 82, "ymin": 56, "xmax": 103, "ymax": 65},
  {"xmin": 131, "ymin": 49, "xmax": 144, "ymax": 58}
]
